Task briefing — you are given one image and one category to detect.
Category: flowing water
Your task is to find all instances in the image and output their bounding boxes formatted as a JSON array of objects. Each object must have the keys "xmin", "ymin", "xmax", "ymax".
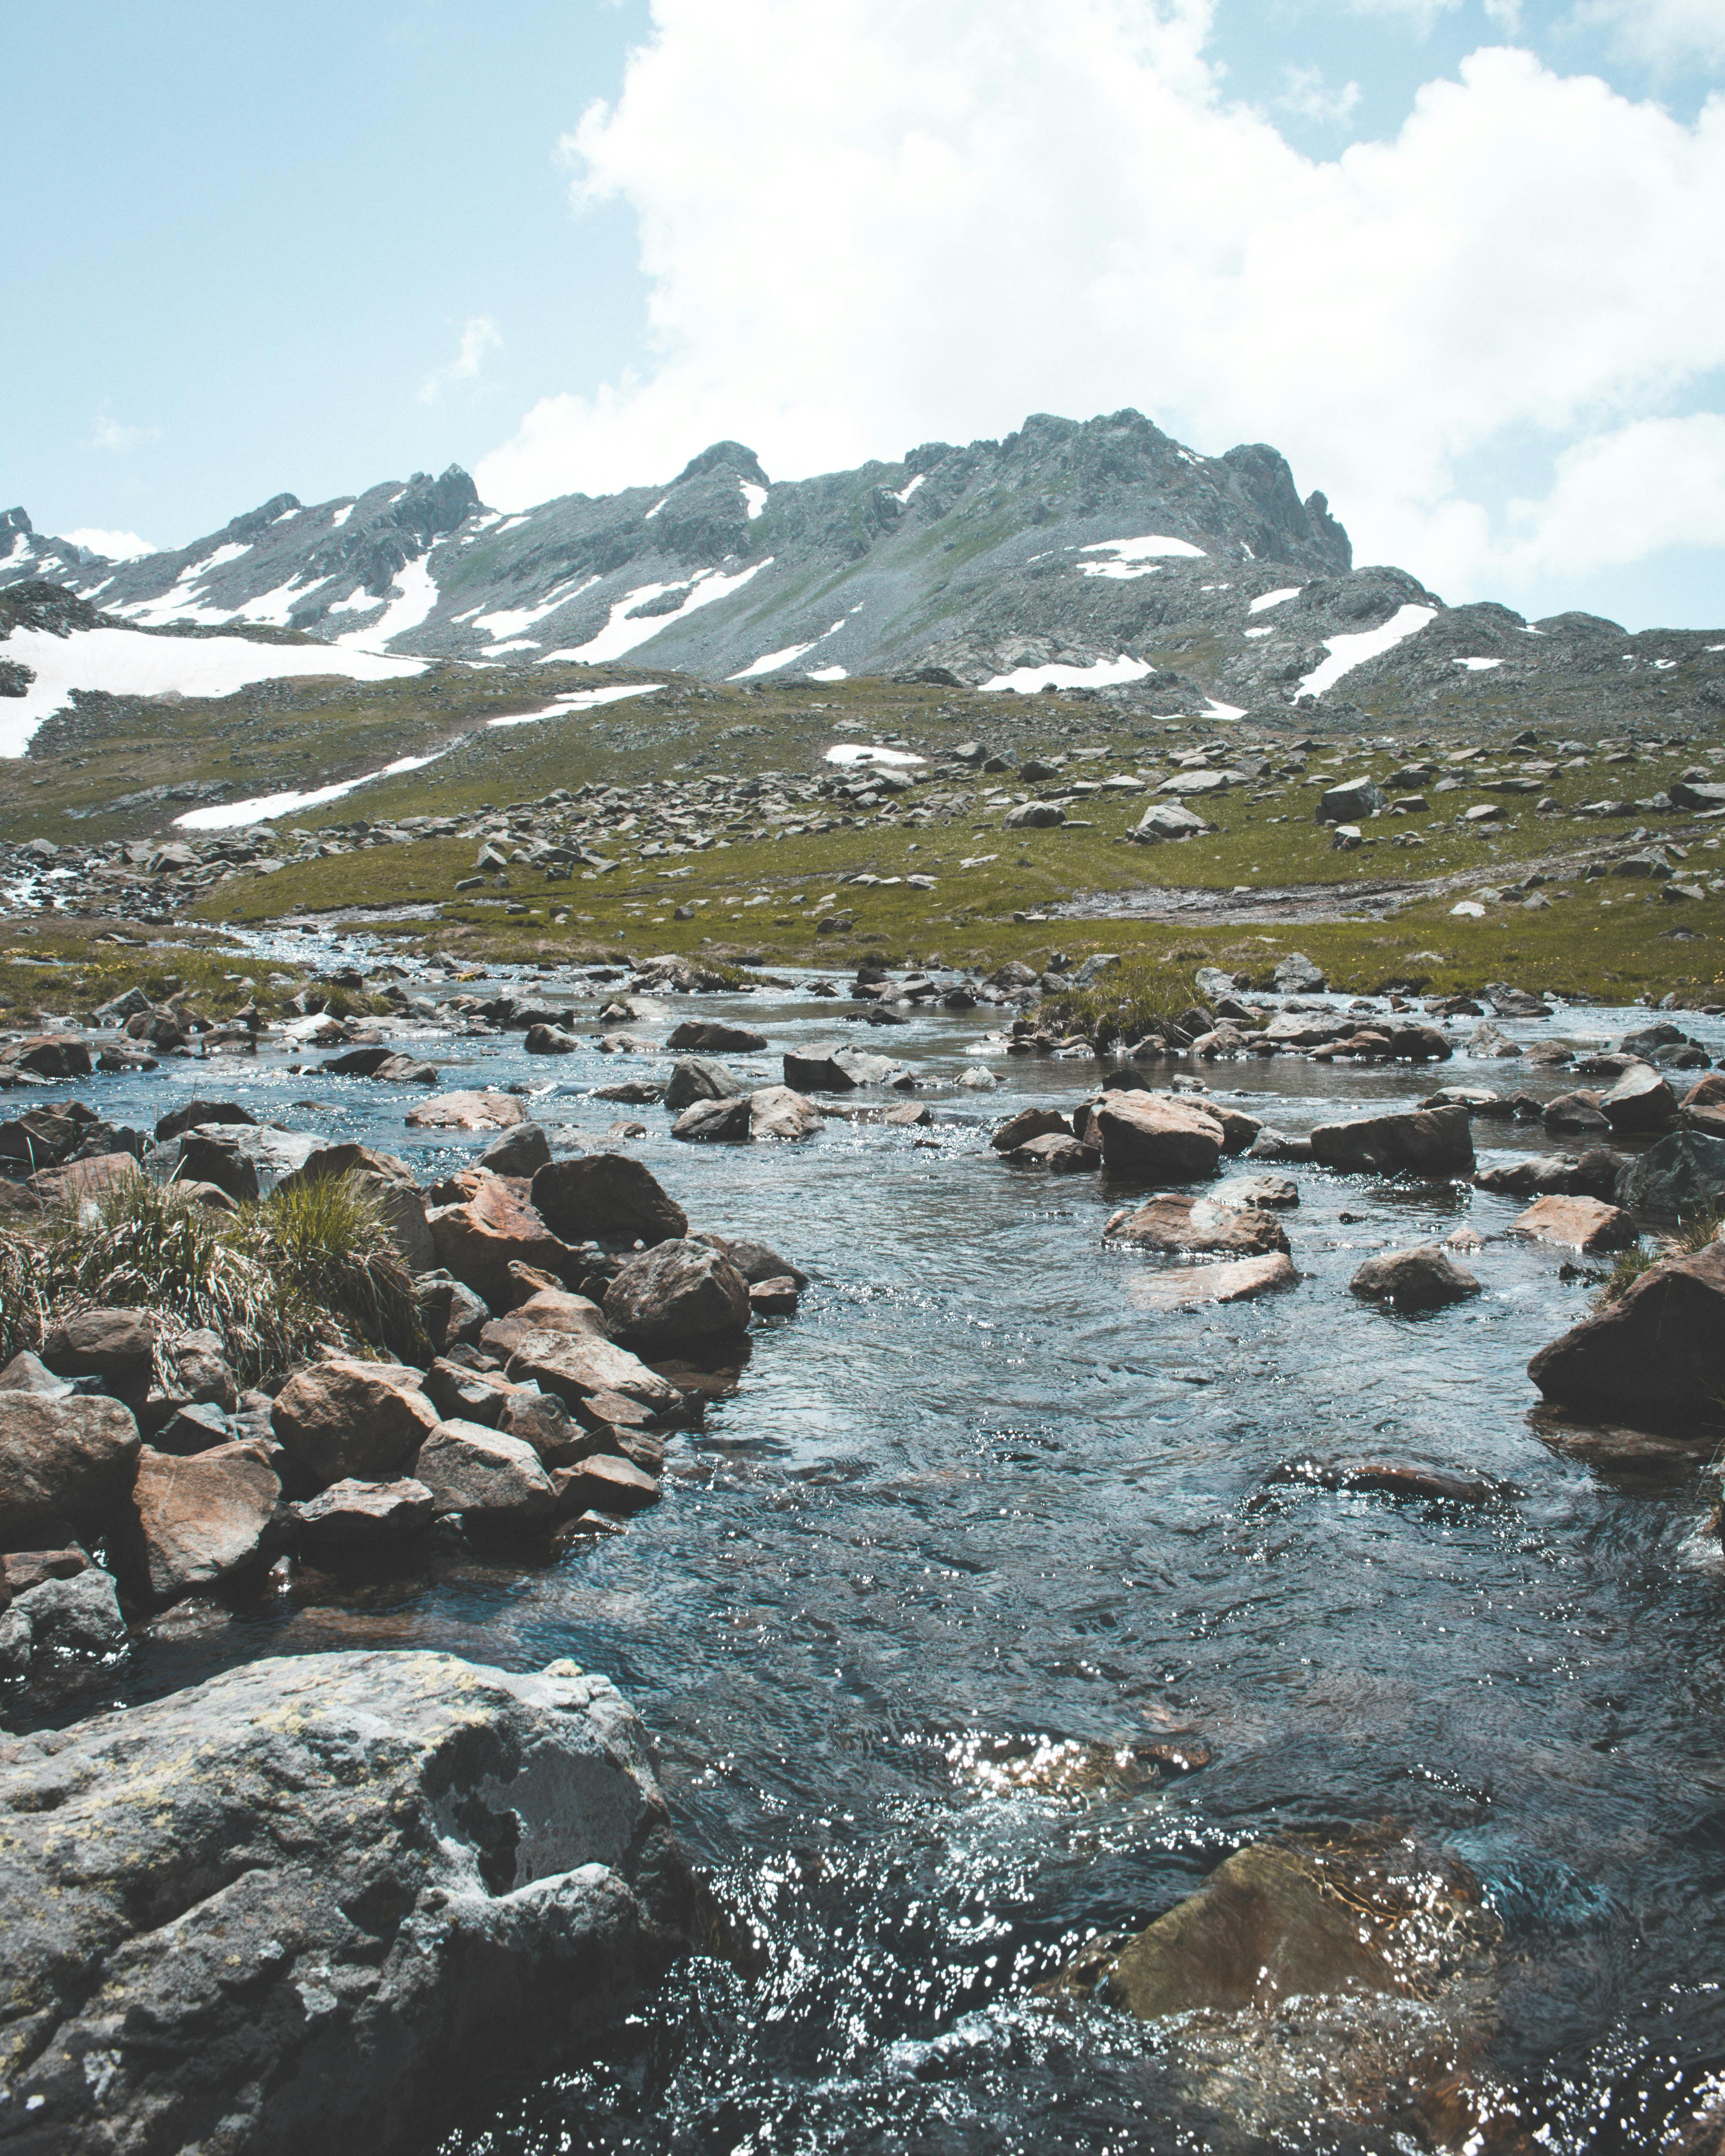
[{"xmin": 20, "ymin": 951, "xmax": 1725, "ymax": 2153}]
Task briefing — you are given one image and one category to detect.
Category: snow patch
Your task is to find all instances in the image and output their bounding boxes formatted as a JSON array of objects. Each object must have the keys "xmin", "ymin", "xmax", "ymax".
[
  {"xmin": 1449, "ymin": 901, "xmax": 1485, "ymax": 918},
  {"xmin": 643, "ymin": 497, "xmax": 667, "ymax": 520},
  {"xmin": 326, "ymin": 588, "xmax": 382, "ymax": 617},
  {"xmin": 1203, "ymin": 698, "xmax": 1248, "ymax": 720},
  {"xmin": 979, "ymin": 656, "xmax": 1152, "ymax": 694},
  {"xmin": 198, "ymin": 541, "xmax": 253, "ymax": 573},
  {"xmin": 331, "ymin": 557, "xmax": 439, "ymax": 649},
  {"xmin": 825, "ymin": 744, "xmax": 924, "ymax": 768},
  {"xmin": 1083, "ymin": 533, "xmax": 1205, "ymax": 560},
  {"xmin": 1248, "ymin": 586, "xmax": 1301, "ymax": 613},
  {"xmin": 1296, "ymin": 605, "xmax": 1438, "ymax": 699},
  {"xmin": 892, "ymin": 473, "xmax": 926, "ymax": 505},
  {"xmin": 1243, "ymin": 626, "xmax": 1273, "ymax": 639},
  {"xmin": 730, "ymin": 616, "xmax": 846, "ymax": 679},
  {"xmin": 806, "ymin": 666, "xmax": 848, "ymax": 681},
  {"xmin": 234, "ymin": 576, "xmax": 322, "ymax": 628},
  {"xmin": 174, "ymin": 750, "xmax": 446, "ymax": 831},
  {"xmin": 0, "ymin": 626, "xmax": 424, "ymax": 758},
  {"xmin": 471, "ymin": 574, "xmax": 597, "ymax": 642},
  {"xmin": 538, "ymin": 559, "xmax": 772, "ymax": 666},
  {"xmin": 486, "ymin": 683, "xmax": 665, "ymax": 732},
  {"xmin": 1453, "ymin": 656, "xmax": 1503, "ymax": 672},
  {"xmin": 740, "ymin": 482, "xmax": 768, "ymax": 519},
  {"xmin": 329, "ymin": 503, "xmax": 354, "ymax": 528}
]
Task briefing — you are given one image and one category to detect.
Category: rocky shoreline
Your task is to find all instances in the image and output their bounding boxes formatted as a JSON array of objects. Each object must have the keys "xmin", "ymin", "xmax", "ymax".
[{"xmin": 1, "ymin": 945, "xmax": 1723, "ymax": 2150}]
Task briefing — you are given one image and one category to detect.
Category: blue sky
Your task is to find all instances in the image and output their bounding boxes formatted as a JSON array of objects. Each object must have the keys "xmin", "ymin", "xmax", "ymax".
[{"xmin": 5, "ymin": 0, "xmax": 1723, "ymax": 629}]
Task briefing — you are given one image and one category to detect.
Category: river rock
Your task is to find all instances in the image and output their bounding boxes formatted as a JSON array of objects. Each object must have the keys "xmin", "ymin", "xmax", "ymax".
[
  {"xmin": 429, "ymin": 1176, "xmax": 571, "ymax": 1305},
  {"xmin": 748, "ymin": 1084, "xmax": 825, "ymax": 1140},
  {"xmin": 0, "ymin": 1649, "xmax": 698, "ymax": 2155},
  {"xmin": 784, "ymin": 1045, "xmax": 859, "ymax": 1092},
  {"xmin": 1126, "ymin": 1252, "xmax": 1299, "ymax": 1308},
  {"xmin": 477, "ymin": 1121, "xmax": 555, "ymax": 1178},
  {"xmin": 505, "ymin": 1328, "xmax": 685, "ymax": 1418},
  {"xmin": 112, "ymin": 1442, "xmax": 286, "ymax": 1610},
  {"xmin": 1543, "ymin": 1089, "xmax": 1609, "ymax": 1134},
  {"xmin": 406, "ymin": 1089, "xmax": 528, "ymax": 1132},
  {"xmin": 1350, "ymin": 1245, "xmax": 1482, "ymax": 1311},
  {"xmin": 672, "ymin": 1095, "xmax": 753, "ymax": 1143},
  {"xmin": 1508, "ymin": 1194, "xmax": 1638, "ymax": 1252},
  {"xmin": 1599, "ymin": 1063, "xmax": 1678, "ymax": 1134},
  {"xmin": 1617, "ymin": 1128, "xmax": 1725, "ymax": 1218},
  {"xmin": 692, "ymin": 1234, "xmax": 809, "ymax": 1288},
  {"xmin": 270, "ymin": 1359, "xmax": 440, "ymax": 1489},
  {"xmin": 662, "ymin": 1056, "xmax": 745, "ymax": 1110},
  {"xmin": 991, "ymin": 1106, "xmax": 1071, "ymax": 1153},
  {"xmin": 1528, "ymin": 1242, "xmax": 1725, "ymax": 1426},
  {"xmin": 524, "ymin": 1023, "xmax": 580, "ymax": 1055},
  {"xmin": 39, "ymin": 1306, "xmax": 155, "ymax": 1388},
  {"xmin": 0, "ymin": 1393, "xmax": 141, "ymax": 1544},
  {"xmin": 154, "ymin": 1098, "xmax": 257, "ymax": 1144},
  {"xmin": 414, "ymin": 1420, "xmax": 557, "ymax": 1526},
  {"xmin": 1010, "ymin": 1132, "xmax": 1101, "ymax": 1170},
  {"xmin": 1093, "ymin": 1092, "xmax": 1225, "ymax": 1180},
  {"xmin": 176, "ymin": 1124, "xmax": 319, "ymax": 1202},
  {"xmin": 666, "ymin": 1018, "xmax": 767, "ymax": 1053},
  {"xmin": 1473, "ymin": 1148, "xmax": 1620, "ymax": 1200},
  {"xmin": 292, "ymin": 1476, "xmax": 435, "ymax": 1560},
  {"xmin": 7, "ymin": 1565, "xmax": 128, "ymax": 1662},
  {"xmin": 552, "ymin": 1454, "xmax": 662, "ymax": 1514},
  {"xmin": 413, "ymin": 1270, "xmax": 490, "ymax": 1352},
  {"xmin": 532, "ymin": 1154, "xmax": 688, "ymax": 1247},
  {"xmin": 603, "ymin": 1239, "xmax": 750, "ymax": 1355},
  {"xmin": 479, "ymin": 1286, "xmax": 608, "ymax": 1360},
  {"xmin": 1310, "ymin": 1104, "xmax": 1473, "ymax": 1178},
  {"xmin": 1212, "ymin": 1172, "xmax": 1299, "ymax": 1209},
  {"xmin": 278, "ymin": 1142, "xmax": 435, "ymax": 1271},
  {"xmin": 426, "ymin": 1357, "xmax": 522, "ymax": 1425},
  {"xmin": 1104, "ymin": 1195, "xmax": 1291, "ymax": 1256},
  {"xmin": 496, "ymin": 1386, "xmax": 589, "ymax": 1467}
]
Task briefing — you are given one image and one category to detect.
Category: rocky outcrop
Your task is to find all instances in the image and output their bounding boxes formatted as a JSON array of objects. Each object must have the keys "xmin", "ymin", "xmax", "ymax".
[
  {"xmin": 0, "ymin": 1650, "xmax": 700, "ymax": 2155},
  {"xmin": 1310, "ymin": 1104, "xmax": 1473, "ymax": 1178},
  {"xmin": 1528, "ymin": 1242, "xmax": 1725, "ymax": 1427}
]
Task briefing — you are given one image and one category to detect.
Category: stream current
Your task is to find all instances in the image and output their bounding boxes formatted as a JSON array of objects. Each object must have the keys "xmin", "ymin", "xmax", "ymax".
[{"xmin": 18, "ymin": 955, "xmax": 1725, "ymax": 2153}]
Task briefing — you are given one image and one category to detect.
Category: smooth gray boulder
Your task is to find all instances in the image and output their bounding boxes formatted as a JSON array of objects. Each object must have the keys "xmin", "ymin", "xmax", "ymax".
[
  {"xmin": 1617, "ymin": 1129, "xmax": 1725, "ymax": 1219},
  {"xmin": 0, "ymin": 1650, "xmax": 698, "ymax": 2154},
  {"xmin": 1310, "ymin": 1104, "xmax": 1474, "ymax": 1178},
  {"xmin": 4, "ymin": 1566, "xmax": 128, "ymax": 1671},
  {"xmin": 1315, "ymin": 777, "xmax": 1384, "ymax": 824},
  {"xmin": 662, "ymin": 1056, "xmax": 744, "ymax": 1110}
]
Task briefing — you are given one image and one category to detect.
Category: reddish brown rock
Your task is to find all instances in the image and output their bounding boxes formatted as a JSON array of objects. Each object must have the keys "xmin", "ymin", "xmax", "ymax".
[
  {"xmin": 505, "ymin": 1327, "xmax": 684, "ymax": 1417},
  {"xmin": 41, "ymin": 1307, "xmax": 156, "ymax": 1386},
  {"xmin": 1350, "ymin": 1245, "xmax": 1482, "ymax": 1312},
  {"xmin": 405, "ymin": 1089, "xmax": 527, "ymax": 1132},
  {"xmin": 602, "ymin": 1240, "xmax": 750, "ymax": 1354},
  {"xmin": 414, "ymin": 1420, "xmax": 556, "ymax": 1525},
  {"xmin": 1104, "ymin": 1194, "xmax": 1290, "ymax": 1257},
  {"xmin": 270, "ymin": 1359, "xmax": 439, "ymax": 1489},
  {"xmin": 990, "ymin": 1106, "xmax": 1072, "ymax": 1153},
  {"xmin": 428, "ymin": 1174, "xmax": 571, "ymax": 1306},
  {"xmin": 0, "ymin": 1393, "xmax": 141, "ymax": 1543},
  {"xmin": 1528, "ymin": 1241, "xmax": 1725, "ymax": 1426},
  {"xmin": 1508, "ymin": 1194, "xmax": 1638, "ymax": 1253},
  {"xmin": 113, "ymin": 1443, "xmax": 285, "ymax": 1610},
  {"xmin": 551, "ymin": 1453, "xmax": 662, "ymax": 1515},
  {"xmin": 1093, "ymin": 1092, "xmax": 1225, "ymax": 1180},
  {"xmin": 1009, "ymin": 1132, "xmax": 1101, "ymax": 1170},
  {"xmin": 292, "ymin": 1476, "xmax": 435, "ymax": 1560},
  {"xmin": 1126, "ymin": 1252, "xmax": 1298, "ymax": 1308}
]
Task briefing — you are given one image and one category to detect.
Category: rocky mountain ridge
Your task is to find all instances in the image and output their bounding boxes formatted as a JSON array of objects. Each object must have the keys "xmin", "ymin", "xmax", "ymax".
[{"xmin": 3, "ymin": 409, "xmax": 1722, "ymax": 738}]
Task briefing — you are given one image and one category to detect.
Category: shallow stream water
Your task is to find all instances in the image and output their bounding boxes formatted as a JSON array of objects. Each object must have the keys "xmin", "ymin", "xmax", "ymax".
[{"xmin": 17, "ymin": 952, "xmax": 1725, "ymax": 2153}]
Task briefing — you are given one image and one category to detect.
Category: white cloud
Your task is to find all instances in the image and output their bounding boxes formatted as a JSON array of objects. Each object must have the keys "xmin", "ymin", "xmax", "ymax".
[
  {"xmin": 88, "ymin": 411, "xmax": 161, "ymax": 452},
  {"xmin": 477, "ymin": 0, "xmax": 1725, "ymax": 603},
  {"xmin": 1275, "ymin": 64, "xmax": 1363, "ymax": 126},
  {"xmin": 59, "ymin": 528, "xmax": 157, "ymax": 560},
  {"xmin": 1497, "ymin": 412, "xmax": 1725, "ymax": 576},
  {"xmin": 1344, "ymin": 0, "xmax": 1462, "ymax": 30},
  {"xmin": 1571, "ymin": 0, "xmax": 1725, "ymax": 69},
  {"xmin": 419, "ymin": 315, "xmax": 503, "ymax": 404}
]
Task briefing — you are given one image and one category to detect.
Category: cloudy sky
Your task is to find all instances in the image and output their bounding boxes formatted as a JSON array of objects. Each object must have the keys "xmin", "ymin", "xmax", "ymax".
[{"xmin": 8, "ymin": 0, "xmax": 1723, "ymax": 626}]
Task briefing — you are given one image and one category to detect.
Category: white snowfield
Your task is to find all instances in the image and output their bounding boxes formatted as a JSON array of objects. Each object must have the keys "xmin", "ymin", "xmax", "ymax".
[
  {"xmin": 740, "ymin": 482, "xmax": 768, "ymax": 520},
  {"xmin": 332, "ymin": 558, "xmax": 439, "ymax": 650},
  {"xmin": 1078, "ymin": 533, "xmax": 1205, "ymax": 581},
  {"xmin": 1248, "ymin": 586, "xmax": 1301, "ymax": 613},
  {"xmin": 486, "ymin": 683, "xmax": 664, "ymax": 731},
  {"xmin": 979, "ymin": 655, "xmax": 1153, "ymax": 694},
  {"xmin": 471, "ymin": 573, "xmax": 598, "ymax": 646},
  {"xmin": 1453, "ymin": 656, "xmax": 1503, "ymax": 672},
  {"xmin": 537, "ymin": 559, "xmax": 772, "ymax": 667},
  {"xmin": 730, "ymin": 617, "xmax": 846, "ymax": 679},
  {"xmin": 806, "ymin": 665, "xmax": 848, "ymax": 681},
  {"xmin": 0, "ymin": 625, "xmax": 425, "ymax": 759},
  {"xmin": 825, "ymin": 744, "xmax": 924, "ymax": 768},
  {"xmin": 1296, "ymin": 604, "xmax": 1438, "ymax": 699},
  {"xmin": 174, "ymin": 752, "xmax": 445, "ymax": 831}
]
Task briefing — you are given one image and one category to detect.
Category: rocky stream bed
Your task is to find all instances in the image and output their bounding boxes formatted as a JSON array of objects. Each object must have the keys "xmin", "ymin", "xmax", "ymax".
[{"xmin": 1, "ymin": 941, "xmax": 1724, "ymax": 2154}]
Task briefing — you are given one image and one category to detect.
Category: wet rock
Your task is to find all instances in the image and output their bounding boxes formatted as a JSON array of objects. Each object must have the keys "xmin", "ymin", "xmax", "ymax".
[
  {"xmin": 1473, "ymin": 1148, "xmax": 1621, "ymax": 1200},
  {"xmin": 40, "ymin": 1306, "xmax": 155, "ymax": 1388},
  {"xmin": 495, "ymin": 1386, "xmax": 590, "ymax": 1467},
  {"xmin": 1543, "ymin": 1088, "xmax": 1609, "ymax": 1135},
  {"xmin": 603, "ymin": 1239, "xmax": 750, "ymax": 1355},
  {"xmin": 1094, "ymin": 1092, "xmax": 1225, "ymax": 1180},
  {"xmin": 663, "ymin": 1058, "xmax": 744, "ymax": 1112},
  {"xmin": 667, "ymin": 1019, "xmax": 766, "ymax": 1053},
  {"xmin": 1508, "ymin": 1194, "xmax": 1638, "ymax": 1253},
  {"xmin": 1105, "ymin": 1194, "xmax": 1291, "ymax": 1256},
  {"xmin": 691, "ymin": 1235, "xmax": 808, "ymax": 1289},
  {"xmin": 0, "ymin": 1393, "xmax": 141, "ymax": 1544},
  {"xmin": 532, "ymin": 1154, "xmax": 688, "ymax": 1248},
  {"xmin": 1247, "ymin": 1127, "xmax": 1314, "ymax": 1163},
  {"xmin": 748, "ymin": 1277, "xmax": 801, "ymax": 1317},
  {"xmin": 1271, "ymin": 1459, "xmax": 1498, "ymax": 1504},
  {"xmin": 292, "ymin": 1476, "xmax": 435, "ymax": 1560},
  {"xmin": 1350, "ymin": 1245, "xmax": 1482, "ymax": 1311},
  {"xmin": 672, "ymin": 1094, "xmax": 753, "ymax": 1143},
  {"xmin": 783, "ymin": 1045, "xmax": 859, "ymax": 1092},
  {"xmin": 112, "ymin": 1442, "xmax": 286, "ymax": 1610},
  {"xmin": 270, "ymin": 1359, "xmax": 440, "ymax": 1489},
  {"xmin": 1126, "ymin": 1252, "xmax": 1298, "ymax": 1308},
  {"xmin": 413, "ymin": 1270, "xmax": 490, "ymax": 1353},
  {"xmin": 991, "ymin": 1106, "xmax": 1072, "ymax": 1153},
  {"xmin": 3, "ymin": 1035, "xmax": 93, "ymax": 1079},
  {"xmin": 1310, "ymin": 1104, "xmax": 1473, "ymax": 1178},
  {"xmin": 0, "ymin": 1649, "xmax": 698, "ymax": 2156},
  {"xmin": 1528, "ymin": 1242, "xmax": 1725, "ymax": 1427},
  {"xmin": 428, "ymin": 1175, "xmax": 571, "ymax": 1306},
  {"xmin": 10, "ymin": 1563, "xmax": 126, "ymax": 1655},
  {"xmin": 1527, "ymin": 1404, "xmax": 1720, "ymax": 1480},
  {"xmin": 1617, "ymin": 1129, "xmax": 1725, "ymax": 1219},
  {"xmin": 177, "ymin": 1123, "xmax": 318, "ymax": 1203},
  {"xmin": 524, "ymin": 1023, "xmax": 580, "ymax": 1055},
  {"xmin": 552, "ymin": 1453, "xmax": 662, "ymax": 1515},
  {"xmin": 406, "ymin": 1089, "xmax": 528, "ymax": 1132},
  {"xmin": 1213, "ymin": 1171, "xmax": 1299, "ymax": 1209},
  {"xmin": 478, "ymin": 1121, "xmax": 554, "ymax": 1178},
  {"xmin": 1208, "ymin": 1104, "xmax": 1262, "ymax": 1154},
  {"xmin": 1598, "ymin": 1061, "xmax": 1680, "ymax": 1136},
  {"xmin": 415, "ymin": 1419, "xmax": 557, "ymax": 1526},
  {"xmin": 1010, "ymin": 1132, "xmax": 1101, "ymax": 1170},
  {"xmin": 748, "ymin": 1084, "xmax": 825, "ymax": 1140},
  {"xmin": 505, "ymin": 1328, "xmax": 685, "ymax": 1418}
]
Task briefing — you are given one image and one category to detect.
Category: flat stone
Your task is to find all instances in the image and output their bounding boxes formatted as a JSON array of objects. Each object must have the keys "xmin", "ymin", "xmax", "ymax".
[
  {"xmin": 406, "ymin": 1089, "xmax": 528, "ymax": 1132},
  {"xmin": 1126, "ymin": 1251, "xmax": 1299, "ymax": 1308},
  {"xmin": 1105, "ymin": 1194, "xmax": 1290, "ymax": 1255},
  {"xmin": 666, "ymin": 1019, "xmax": 767, "ymax": 1053},
  {"xmin": 292, "ymin": 1476, "xmax": 436, "ymax": 1559},
  {"xmin": 1508, "ymin": 1194, "xmax": 1638, "ymax": 1252},
  {"xmin": 1212, "ymin": 1172, "xmax": 1299, "ymax": 1209},
  {"xmin": 505, "ymin": 1327, "xmax": 684, "ymax": 1418}
]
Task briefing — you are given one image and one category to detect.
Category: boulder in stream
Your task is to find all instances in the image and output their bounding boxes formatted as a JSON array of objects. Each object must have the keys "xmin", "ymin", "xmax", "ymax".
[
  {"xmin": 532, "ymin": 1154, "xmax": 688, "ymax": 1248},
  {"xmin": 1528, "ymin": 1242, "xmax": 1725, "ymax": 1427},
  {"xmin": 1350, "ymin": 1245, "xmax": 1482, "ymax": 1311},
  {"xmin": 1310, "ymin": 1104, "xmax": 1473, "ymax": 1178}
]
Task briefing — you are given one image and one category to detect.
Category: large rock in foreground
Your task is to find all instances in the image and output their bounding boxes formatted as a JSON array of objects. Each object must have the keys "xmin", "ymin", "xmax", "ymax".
[
  {"xmin": 1093, "ymin": 1092, "xmax": 1225, "ymax": 1181},
  {"xmin": 1617, "ymin": 1128, "xmax": 1725, "ymax": 1219},
  {"xmin": 1310, "ymin": 1104, "xmax": 1473, "ymax": 1178},
  {"xmin": 604, "ymin": 1239, "xmax": 750, "ymax": 1354},
  {"xmin": 0, "ymin": 1393, "xmax": 141, "ymax": 1545},
  {"xmin": 0, "ymin": 1650, "xmax": 699, "ymax": 2156},
  {"xmin": 1528, "ymin": 1242, "xmax": 1725, "ymax": 1427}
]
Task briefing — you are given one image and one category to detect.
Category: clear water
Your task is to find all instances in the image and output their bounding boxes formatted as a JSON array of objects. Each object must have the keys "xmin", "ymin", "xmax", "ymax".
[{"xmin": 20, "ymin": 953, "xmax": 1725, "ymax": 2153}]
